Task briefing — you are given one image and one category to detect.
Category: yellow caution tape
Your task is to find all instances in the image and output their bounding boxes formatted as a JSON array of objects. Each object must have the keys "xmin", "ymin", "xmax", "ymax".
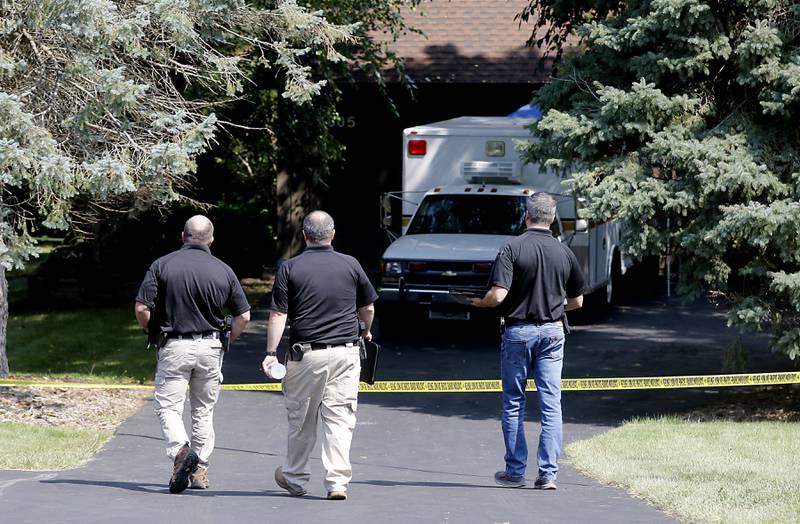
[{"xmin": 1, "ymin": 371, "xmax": 799, "ymax": 392}]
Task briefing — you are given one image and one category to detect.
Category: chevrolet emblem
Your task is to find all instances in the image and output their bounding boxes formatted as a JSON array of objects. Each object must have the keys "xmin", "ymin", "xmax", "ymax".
[{"xmin": 442, "ymin": 270, "xmax": 457, "ymax": 277}]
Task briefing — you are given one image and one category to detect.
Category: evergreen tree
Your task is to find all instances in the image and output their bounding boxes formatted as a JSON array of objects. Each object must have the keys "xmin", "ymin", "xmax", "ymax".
[
  {"xmin": 0, "ymin": 0, "xmax": 355, "ymax": 376},
  {"xmin": 200, "ymin": 0, "xmax": 419, "ymax": 262},
  {"xmin": 519, "ymin": 0, "xmax": 800, "ymax": 357}
]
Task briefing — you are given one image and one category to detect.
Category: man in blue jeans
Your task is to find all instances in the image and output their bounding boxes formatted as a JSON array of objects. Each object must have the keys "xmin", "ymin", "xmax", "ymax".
[{"xmin": 470, "ymin": 192, "xmax": 587, "ymax": 490}]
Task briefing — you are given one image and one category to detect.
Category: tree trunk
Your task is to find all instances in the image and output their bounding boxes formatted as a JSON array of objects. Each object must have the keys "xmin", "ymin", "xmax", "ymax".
[
  {"xmin": 276, "ymin": 171, "xmax": 320, "ymax": 262},
  {"xmin": 0, "ymin": 265, "xmax": 8, "ymax": 378}
]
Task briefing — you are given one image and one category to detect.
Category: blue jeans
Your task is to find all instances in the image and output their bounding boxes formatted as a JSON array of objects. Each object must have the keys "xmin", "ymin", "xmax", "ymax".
[{"xmin": 500, "ymin": 322, "xmax": 564, "ymax": 481}]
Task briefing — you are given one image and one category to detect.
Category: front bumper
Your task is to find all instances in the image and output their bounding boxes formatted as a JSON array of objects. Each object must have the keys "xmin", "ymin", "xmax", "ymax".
[{"xmin": 378, "ymin": 286, "xmax": 482, "ymax": 306}]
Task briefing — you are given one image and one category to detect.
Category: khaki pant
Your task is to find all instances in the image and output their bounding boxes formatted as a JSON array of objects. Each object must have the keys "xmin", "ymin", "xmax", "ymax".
[
  {"xmin": 281, "ymin": 345, "xmax": 361, "ymax": 493},
  {"xmin": 153, "ymin": 338, "xmax": 223, "ymax": 467}
]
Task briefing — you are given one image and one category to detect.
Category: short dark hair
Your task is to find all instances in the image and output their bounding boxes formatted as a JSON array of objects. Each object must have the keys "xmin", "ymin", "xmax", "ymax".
[
  {"xmin": 303, "ymin": 210, "xmax": 335, "ymax": 243},
  {"xmin": 526, "ymin": 192, "xmax": 556, "ymax": 225}
]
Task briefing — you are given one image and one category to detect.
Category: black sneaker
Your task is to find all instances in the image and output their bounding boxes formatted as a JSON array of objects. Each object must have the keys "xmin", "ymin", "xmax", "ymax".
[
  {"xmin": 169, "ymin": 444, "xmax": 199, "ymax": 494},
  {"xmin": 494, "ymin": 471, "xmax": 526, "ymax": 488},
  {"xmin": 534, "ymin": 478, "xmax": 557, "ymax": 490}
]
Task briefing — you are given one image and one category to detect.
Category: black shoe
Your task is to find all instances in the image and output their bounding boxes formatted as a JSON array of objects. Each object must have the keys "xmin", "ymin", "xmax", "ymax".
[
  {"xmin": 534, "ymin": 478, "xmax": 557, "ymax": 490},
  {"xmin": 494, "ymin": 471, "xmax": 526, "ymax": 488},
  {"xmin": 169, "ymin": 444, "xmax": 199, "ymax": 494}
]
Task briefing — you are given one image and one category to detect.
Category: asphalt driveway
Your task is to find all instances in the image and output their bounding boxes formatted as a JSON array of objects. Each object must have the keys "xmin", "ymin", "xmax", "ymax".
[{"xmin": 1, "ymin": 294, "xmax": 793, "ymax": 523}]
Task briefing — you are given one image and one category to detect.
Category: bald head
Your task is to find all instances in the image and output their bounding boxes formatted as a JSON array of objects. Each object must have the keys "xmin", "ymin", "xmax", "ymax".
[
  {"xmin": 303, "ymin": 210, "xmax": 335, "ymax": 245},
  {"xmin": 183, "ymin": 215, "xmax": 214, "ymax": 245}
]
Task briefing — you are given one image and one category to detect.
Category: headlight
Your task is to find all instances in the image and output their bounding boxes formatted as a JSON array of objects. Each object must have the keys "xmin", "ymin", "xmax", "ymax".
[{"xmin": 383, "ymin": 261, "xmax": 403, "ymax": 275}]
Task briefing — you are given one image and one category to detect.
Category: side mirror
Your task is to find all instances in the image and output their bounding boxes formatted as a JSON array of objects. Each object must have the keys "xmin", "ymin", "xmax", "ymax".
[
  {"xmin": 575, "ymin": 219, "xmax": 589, "ymax": 233},
  {"xmin": 381, "ymin": 193, "xmax": 393, "ymax": 228}
]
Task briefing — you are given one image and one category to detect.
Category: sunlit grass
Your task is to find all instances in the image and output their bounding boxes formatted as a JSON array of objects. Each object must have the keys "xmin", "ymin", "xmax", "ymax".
[
  {"xmin": 7, "ymin": 306, "xmax": 154, "ymax": 383},
  {"xmin": 240, "ymin": 276, "xmax": 273, "ymax": 306},
  {"xmin": 0, "ymin": 422, "xmax": 112, "ymax": 470},
  {"xmin": 567, "ymin": 417, "xmax": 800, "ymax": 523}
]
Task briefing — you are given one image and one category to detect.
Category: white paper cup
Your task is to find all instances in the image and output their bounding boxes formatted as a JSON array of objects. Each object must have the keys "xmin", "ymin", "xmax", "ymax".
[{"xmin": 266, "ymin": 362, "xmax": 286, "ymax": 380}]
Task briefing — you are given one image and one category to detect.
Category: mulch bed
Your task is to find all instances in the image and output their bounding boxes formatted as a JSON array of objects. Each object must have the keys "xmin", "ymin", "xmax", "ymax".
[
  {"xmin": 1, "ymin": 385, "xmax": 150, "ymax": 431},
  {"xmin": 683, "ymin": 385, "xmax": 800, "ymax": 422}
]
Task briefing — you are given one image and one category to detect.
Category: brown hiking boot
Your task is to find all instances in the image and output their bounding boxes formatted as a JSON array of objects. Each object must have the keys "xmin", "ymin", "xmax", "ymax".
[
  {"xmin": 169, "ymin": 444, "xmax": 199, "ymax": 494},
  {"xmin": 189, "ymin": 466, "xmax": 209, "ymax": 489}
]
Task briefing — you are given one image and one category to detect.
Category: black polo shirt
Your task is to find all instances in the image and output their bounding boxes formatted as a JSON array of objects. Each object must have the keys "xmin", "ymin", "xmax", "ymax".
[
  {"xmin": 490, "ymin": 227, "xmax": 588, "ymax": 323},
  {"xmin": 271, "ymin": 245, "xmax": 378, "ymax": 345},
  {"xmin": 136, "ymin": 244, "xmax": 250, "ymax": 335}
]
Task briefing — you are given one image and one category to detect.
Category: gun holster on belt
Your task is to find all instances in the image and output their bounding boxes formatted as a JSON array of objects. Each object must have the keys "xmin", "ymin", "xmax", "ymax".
[
  {"xmin": 289, "ymin": 343, "xmax": 311, "ymax": 362},
  {"xmin": 145, "ymin": 312, "xmax": 166, "ymax": 351},
  {"xmin": 146, "ymin": 331, "xmax": 169, "ymax": 351},
  {"xmin": 221, "ymin": 315, "xmax": 233, "ymax": 353},
  {"xmin": 561, "ymin": 314, "xmax": 571, "ymax": 335}
]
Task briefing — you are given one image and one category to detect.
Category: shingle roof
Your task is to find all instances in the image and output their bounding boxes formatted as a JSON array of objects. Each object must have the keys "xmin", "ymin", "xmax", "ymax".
[{"xmin": 381, "ymin": 0, "xmax": 552, "ymax": 83}]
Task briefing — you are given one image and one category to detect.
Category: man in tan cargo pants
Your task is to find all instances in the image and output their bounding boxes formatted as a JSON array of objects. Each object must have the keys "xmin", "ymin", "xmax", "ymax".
[
  {"xmin": 262, "ymin": 210, "xmax": 376, "ymax": 500},
  {"xmin": 135, "ymin": 215, "xmax": 251, "ymax": 493}
]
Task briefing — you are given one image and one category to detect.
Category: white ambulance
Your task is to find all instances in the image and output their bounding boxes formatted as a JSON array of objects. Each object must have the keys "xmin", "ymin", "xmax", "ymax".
[{"xmin": 378, "ymin": 116, "xmax": 633, "ymax": 322}]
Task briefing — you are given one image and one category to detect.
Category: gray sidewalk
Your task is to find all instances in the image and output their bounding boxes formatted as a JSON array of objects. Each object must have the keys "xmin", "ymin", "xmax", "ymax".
[{"xmin": 1, "ymin": 296, "xmax": 791, "ymax": 523}]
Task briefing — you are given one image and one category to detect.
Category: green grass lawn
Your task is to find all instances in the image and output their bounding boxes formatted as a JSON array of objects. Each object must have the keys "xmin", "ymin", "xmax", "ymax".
[
  {"xmin": 0, "ymin": 422, "xmax": 111, "ymax": 470},
  {"xmin": 568, "ymin": 417, "xmax": 800, "ymax": 523},
  {"xmin": 241, "ymin": 276, "xmax": 273, "ymax": 306},
  {"xmin": 7, "ymin": 306, "xmax": 154, "ymax": 383},
  {"xmin": 3, "ymin": 306, "xmax": 153, "ymax": 470},
  {"xmin": 6, "ymin": 275, "xmax": 269, "ymax": 383}
]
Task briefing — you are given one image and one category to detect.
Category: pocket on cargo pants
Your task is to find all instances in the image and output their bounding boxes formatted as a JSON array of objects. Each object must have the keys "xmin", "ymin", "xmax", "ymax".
[{"xmin": 285, "ymin": 397, "xmax": 313, "ymax": 438}]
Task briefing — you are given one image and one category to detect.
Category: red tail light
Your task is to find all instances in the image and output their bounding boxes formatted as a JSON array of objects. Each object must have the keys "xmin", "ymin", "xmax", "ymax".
[{"xmin": 407, "ymin": 140, "xmax": 427, "ymax": 156}]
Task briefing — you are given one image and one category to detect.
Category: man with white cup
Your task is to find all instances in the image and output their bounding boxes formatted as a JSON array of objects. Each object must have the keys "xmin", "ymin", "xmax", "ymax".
[
  {"xmin": 263, "ymin": 360, "xmax": 286, "ymax": 380},
  {"xmin": 261, "ymin": 210, "xmax": 377, "ymax": 501}
]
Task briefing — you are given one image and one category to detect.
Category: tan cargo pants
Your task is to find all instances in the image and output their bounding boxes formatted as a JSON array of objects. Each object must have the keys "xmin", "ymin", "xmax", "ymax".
[
  {"xmin": 281, "ymin": 345, "xmax": 361, "ymax": 493},
  {"xmin": 153, "ymin": 338, "xmax": 223, "ymax": 467}
]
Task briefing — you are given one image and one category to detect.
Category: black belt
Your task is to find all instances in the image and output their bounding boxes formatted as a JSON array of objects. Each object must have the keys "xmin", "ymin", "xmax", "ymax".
[
  {"xmin": 167, "ymin": 331, "xmax": 220, "ymax": 341},
  {"xmin": 305, "ymin": 340, "xmax": 359, "ymax": 350},
  {"xmin": 505, "ymin": 318, "xmax": 561, "ymax": 327}
]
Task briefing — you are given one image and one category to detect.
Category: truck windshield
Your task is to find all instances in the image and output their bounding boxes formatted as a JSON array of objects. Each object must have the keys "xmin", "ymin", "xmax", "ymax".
[{"xmin": 407, "ymin": 194, "xmax": 527, "ymax": 235}]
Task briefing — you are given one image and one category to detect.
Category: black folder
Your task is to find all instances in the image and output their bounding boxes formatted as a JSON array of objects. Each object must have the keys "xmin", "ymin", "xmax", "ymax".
[{"xmin": 359, "ymin": 339, "xmax": 380, "ymax": 385}]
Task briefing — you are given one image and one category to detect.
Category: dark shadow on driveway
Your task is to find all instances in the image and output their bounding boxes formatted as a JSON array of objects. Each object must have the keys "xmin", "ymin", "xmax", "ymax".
[
  {"xmin": 353, "ymin": 479, "xmax": 498, "ymax": 489},
  {"xmin": 354, "ymin": 478, "xmax": 595, "ymax": 489},
  {"xmin": 227, "ymin": 294, "xmax": 796, "ymax": 427},
  {"xmin": 115, "ymin": 433, "xmax": 284, "ymax": 458},
  {"xmin": 42, "ymin": 479, "xmax": 280, "ymax": 497}
]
